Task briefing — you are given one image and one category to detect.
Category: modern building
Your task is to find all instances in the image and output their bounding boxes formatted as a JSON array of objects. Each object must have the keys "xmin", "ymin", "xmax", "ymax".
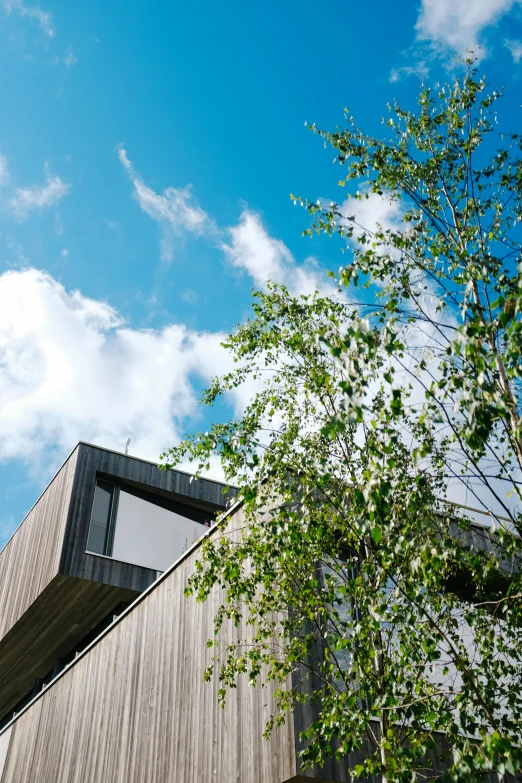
[
  {"xmin": 0, "ymin": 442, "xmax": 516, "ymax": 782},
  {"xmin": 0, "ymin": 442, "xmax": 348, "ymax": 782}
]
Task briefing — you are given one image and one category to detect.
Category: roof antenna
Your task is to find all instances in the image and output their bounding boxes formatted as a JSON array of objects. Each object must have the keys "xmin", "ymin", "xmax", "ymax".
[{"xmin": 125, "ymin": 438, "xmax": 131, "ymax": 455}]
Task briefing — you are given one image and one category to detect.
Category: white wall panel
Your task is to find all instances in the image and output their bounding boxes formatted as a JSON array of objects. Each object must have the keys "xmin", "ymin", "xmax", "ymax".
[{"xmin": 112, "ymin": 491, "xmax": 207, "ymax": 571}]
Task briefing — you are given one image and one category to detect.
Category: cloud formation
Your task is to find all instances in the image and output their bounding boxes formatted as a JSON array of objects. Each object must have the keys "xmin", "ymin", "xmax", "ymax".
[
  {"xmin": 415, "ymin": 0, "xmax": 522, "ymax": 57},
  {"xmin": 505, "ymin": 38, "xmax": 522, "ymax": 61},
  {"xmin": 0, "ymin": 202, "xmax": 342, "ymax": 474},
  {"xmin": 341, "ymin": 192, "xmax": 404, "ymax": 244},
  {"xmin": 3, "ymin": 0, "xmax": 54, "ymax": 37},
  {"xmin": 221, "ymin": 210, "xmax": 292, "ymax": 288},
  {"xmin": 63, "ymin": 47, "xmax": 77, "ymax": 68},
  {"xmin": 0, "ymin": 268, "xmax": 235, "ymax": 465},
  {"xmin": 222, "ymin": 210, "xmax": 338, "ymax": 297},
  {"xmin": 117, "ymin": 146, "xmax": 214, "ymax": 262},
  {"xmin": 11, "ymin": 166, "xmax": 70, "ymax": 220},
  {"xmin": 118, "ymin": 148, "xmax": 337, "ymax": 296}
]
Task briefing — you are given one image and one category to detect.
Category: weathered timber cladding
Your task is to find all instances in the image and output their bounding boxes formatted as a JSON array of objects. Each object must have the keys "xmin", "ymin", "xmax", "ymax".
[
  {"xmin": 2, "ymin": 472, "xmax": 516, "ymax": 781},
  {"xmin": 0, "ymin": 574, "xmax": 140, "ymax": 720},
  {"xmin": 0, "ymin": 447, "xmax": 79, "ymax": 643},
  {"xmin": 0, "ymin": 442, "xmax": 234, "ymax": 636},
  {"xmin": 0, "ymin": 507, "xmax": 297, "ymax": 783},
  {"xmin": 0, "ymin": 442, "xmax": 234, "ymax": 727}
]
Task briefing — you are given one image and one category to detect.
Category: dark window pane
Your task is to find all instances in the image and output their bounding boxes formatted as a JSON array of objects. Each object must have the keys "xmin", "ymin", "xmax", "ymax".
[{"xmin": 86, "ymin": 480, "xmax": 114, "ymax": 554}]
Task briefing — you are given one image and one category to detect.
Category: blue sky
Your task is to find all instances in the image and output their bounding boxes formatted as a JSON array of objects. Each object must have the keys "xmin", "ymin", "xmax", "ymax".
[{"xmin": 1, "ymin": 0, "xmax": 522, "ymax": 545}]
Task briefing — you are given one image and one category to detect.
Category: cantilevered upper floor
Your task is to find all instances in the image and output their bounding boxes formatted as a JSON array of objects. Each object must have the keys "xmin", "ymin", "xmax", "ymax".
[{"xmin": 0, "ymin": 442, "xmax": 235, "ymax": 727}]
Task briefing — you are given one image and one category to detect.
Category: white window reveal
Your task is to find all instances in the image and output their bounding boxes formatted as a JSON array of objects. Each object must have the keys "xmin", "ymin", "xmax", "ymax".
[{"xmin": 111, "ymin": 489, "xmax": 209, "ymax": 572}]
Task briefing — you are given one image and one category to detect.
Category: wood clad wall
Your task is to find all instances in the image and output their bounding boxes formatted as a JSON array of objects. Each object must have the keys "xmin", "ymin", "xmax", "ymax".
[
  {"xmin": 0, "ymin": 447, "xmax": 79, "ymax": 643},
  {"xmin": 0, "ymin": 575, "xmax": 141, "ymax": 721},
  {"xmin": 0, "ymin": 507, "xmax": 298, "ymax": 783}
]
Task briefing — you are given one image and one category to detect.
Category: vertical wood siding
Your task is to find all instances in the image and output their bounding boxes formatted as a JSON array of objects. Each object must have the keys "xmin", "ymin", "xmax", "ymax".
[
  {"xmin": 0, "ymin": 575, "xmax": 141, "ymax": 721},
  {"xmin": 0, "ymin": 447, "xmax": 79, "ymax": 643},
  {"xmin": 0, "ymin": 508, "xmax": 297, "ymax": 783},
  {"xmin": 0, "ymin": 442, "xmax": 234, "ymax": 727}
]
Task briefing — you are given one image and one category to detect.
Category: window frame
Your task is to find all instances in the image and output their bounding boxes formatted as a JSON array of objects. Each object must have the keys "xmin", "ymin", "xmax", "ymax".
[{"xmin": 86, "ymin": 478, "xmax": 120, "ymax": 557}]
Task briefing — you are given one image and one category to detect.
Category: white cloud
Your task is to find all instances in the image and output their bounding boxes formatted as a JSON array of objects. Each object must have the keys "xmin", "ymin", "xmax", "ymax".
[
  {"xmin": 0, "ymin": 238, "xmax": 339, "ymax": 478},
  {"xmin": 3, "ymin": 0, "xmax": 54, "ymax": 37},
  {"xmin": 340, "ymin": 191, "xmax": 407, "ymax": 277},
  {"xmin": 222, "ymin": 210, "xmax": 290, "ymax": 287},
  {"xmin": 389, "ymin": 61, "xmax": 429, "ymax": 84},
  {"xmin": 341, "ymin": 192, "xmax": 404, "ymax": 242},
  {"xmin": 505, "ymin": 37, "xmax": 522, "ymax": 61},
  {"xmin": 180, "ymin": 288, "xmax": 199, "ymax": 305},
  {"xmin": 221, "ymin": 210, "xmax": 338, "ymax": 297},
  {"xmin": 117, "ymin": 149, "xmax": 337, "ymax": 295},
  {"xmin": 63, "ymin": 47, "xmax": 77, "ymax": 68},
  {"xmin": 0, "ymin": 268, "xmax": 235, "ymax": 466},
  {"xmin": 415, "ymin": 0, "xmax": 522, "ymax": 57},
  {"xmin": 0, "ymin": 156, "xmax": 9, "ymax": 188},
  {"xmin": 117, "ymin": 146, "xmax": 214, "ymax": 262},
  {"xmin": 11, "ymin": 165, "xmax": 70, "ymax": 220}
]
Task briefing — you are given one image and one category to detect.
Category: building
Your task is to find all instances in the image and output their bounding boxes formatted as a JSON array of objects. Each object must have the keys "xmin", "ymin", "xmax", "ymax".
[
  {"xmin": 0, "ymin": 442, "xmax": 516, "ymax": 782},
  {"xmin": 0, "ymin": 442, "xmax": 339, "ymax": 782}
]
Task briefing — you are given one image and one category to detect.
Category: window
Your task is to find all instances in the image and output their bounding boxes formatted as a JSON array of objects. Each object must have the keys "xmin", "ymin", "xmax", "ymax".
[
  {"xmin": 85, "ymin": 477, "xmax": 215, "ymax": 569},
  {"xmin": 86, "ymin": 479, "xmax": 117, "ymax": 555}
]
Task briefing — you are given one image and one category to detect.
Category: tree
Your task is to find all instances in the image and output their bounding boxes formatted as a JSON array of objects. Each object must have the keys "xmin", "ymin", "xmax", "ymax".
[{"xmin": 162, "ymin": 65, "xmax": 522, "ymax": 781}]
